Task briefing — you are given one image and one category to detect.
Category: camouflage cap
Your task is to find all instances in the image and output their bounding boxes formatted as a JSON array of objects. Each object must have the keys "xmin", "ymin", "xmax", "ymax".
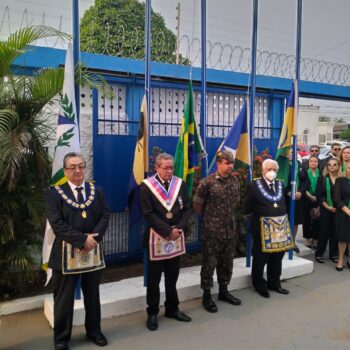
[{"xmin": 216, "ymin": 150, "xmax": 234, "ymax": 163}]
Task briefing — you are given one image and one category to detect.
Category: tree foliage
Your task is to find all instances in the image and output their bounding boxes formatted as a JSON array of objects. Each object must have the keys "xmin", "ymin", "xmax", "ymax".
[
  {"xmin": 318, "ymin": 115, "xmax": 331, "ymax": 122},
  {"xmin": 340, "ymin": 128, "xmax": 350, "ymax": 141},
  {"xmin": 80, "ymin": 0, "xmax": 187, "ymax": 64},
  {"xmin": 0, "ymin": 26, "xmax": 70, "ymax": 299},
  {"xmin": 0, "ymin": 26, "xmax": 107, "ymax": 299}
]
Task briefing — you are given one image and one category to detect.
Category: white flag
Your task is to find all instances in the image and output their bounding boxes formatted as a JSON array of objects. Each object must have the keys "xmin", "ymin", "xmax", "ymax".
[{"xmin": 42, "ymin": 43, "xmax": 80, "ymax": 284}]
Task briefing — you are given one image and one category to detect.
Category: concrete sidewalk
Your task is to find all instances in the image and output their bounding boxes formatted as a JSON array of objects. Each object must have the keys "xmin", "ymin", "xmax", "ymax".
[{"xmin": 1, "ymin": 253, "xmax": 350, "ymax": 350}]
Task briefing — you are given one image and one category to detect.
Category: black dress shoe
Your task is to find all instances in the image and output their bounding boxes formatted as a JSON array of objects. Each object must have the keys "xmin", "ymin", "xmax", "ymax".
[
  {"xmin": 86, "ymin": 333, "xmax": 108, "ymax": 347},
  {"xmin": 336, "ymin": 266, "xmax": 344, "ymax": 272},
  {"xmin": 218, "ymin": 292, "xmax": 242, "ymax": 306},
  {"xmin": 256, "ymin": 290, "xmax": 270, "ymax": 298},
  {"xmin": 268, "ymin": 286, "xmax": 290, "ymax": 295},
  {"xmin": 146, "ymin": 315, "xmax": 158, "ymax": 331},
  {"xmin": 202, "ymin": 293, "xmax": 218, "ymax": 313},
  {"xmin": 165, "ymin": 310, "xmax": 192, "ymax": 322},
  {"xmin": 55, "ymin": 343, "xmax": 69, "ymax": 350}
]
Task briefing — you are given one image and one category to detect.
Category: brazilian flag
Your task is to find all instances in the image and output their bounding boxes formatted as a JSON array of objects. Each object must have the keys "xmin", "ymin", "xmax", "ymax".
[{"xmin": 174, "ymin": 81, "xmax": 206, "ymax": 196}]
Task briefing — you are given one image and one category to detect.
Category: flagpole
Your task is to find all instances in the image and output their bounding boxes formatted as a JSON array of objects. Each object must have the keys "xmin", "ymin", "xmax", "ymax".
[
  {"xmin": 144, "ymin": 0, "xmax": 152, "ymax": 287},
  {"xmin": 289, "ymin": 0, "xmax": 302, "ymax": 260},
  {"xmin": 246, "ymin": 0, "xmax": 258, "ymax": 268},
  {"xmin": 200, "ymin": 0, "xmax": 207, "ymax": 177},
  {"xmin": 72, "ymin": 0, "xmax": 82, "ymax": 300},
  {"xmin": 72, "ymin": 0, "xmax": 80, "ymax": 124}
]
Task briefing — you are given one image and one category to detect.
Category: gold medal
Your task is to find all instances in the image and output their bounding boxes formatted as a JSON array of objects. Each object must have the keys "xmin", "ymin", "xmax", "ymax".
[
  {"xmin": 166, "ymin": 212, "xmax": 173, "ymax": 219},
  {"xmin": 82, "ymin": 210, "xmax": 87, "ymax": 219},
  {"xmin": 273, "ymin": 202, "xmax": 278, "ymax": 208}
]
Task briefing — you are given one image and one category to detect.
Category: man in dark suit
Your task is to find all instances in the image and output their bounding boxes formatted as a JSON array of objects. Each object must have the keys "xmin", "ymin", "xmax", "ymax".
[
  {"xmin": 301, "ymin": 145, "xmax": 320, "ymax": 172},
  {"xmin": 244, "ymin": 159, "xmax": 291, "ymax": 299},
  {"xmin": 140, "ymin": 153, "xmax": 192, "ymax": 331},
  {"xmin": 320, "ymin": 143, "xmax": 341, "ymax": 171},
  {"xmin": 46, "ymin": 152, "xmax": 110, "ymax": 350}
]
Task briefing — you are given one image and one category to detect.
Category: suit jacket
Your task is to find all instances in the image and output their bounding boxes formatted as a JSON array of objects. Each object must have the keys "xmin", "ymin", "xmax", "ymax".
[
  {"xmin": 285, "ymin": 161, "xmax": 307, "ymax": 195},
  {"xmin": 46, "ymin": 182, "xmax": 110, "ymax": 271},
  {"xmin": 244, "ymin": 178, "xmax": 287, "ymax": 238},
  {"xmin": 140, "ymin": 176, "xmax": 191, "ymax": 247}
]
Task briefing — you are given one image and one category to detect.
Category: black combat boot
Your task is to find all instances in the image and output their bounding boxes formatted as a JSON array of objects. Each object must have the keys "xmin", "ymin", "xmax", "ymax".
[
  {"xmin": 202, "ymin": 290, "xmax": 218, "ymax": 313},
  {"xmin": 218, "ymin": 285, "xmax": 242, "ymax": 306}
]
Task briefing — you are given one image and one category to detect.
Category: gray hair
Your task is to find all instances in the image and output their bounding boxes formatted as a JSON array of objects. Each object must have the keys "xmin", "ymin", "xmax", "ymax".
[
  {"xmin": 155, "ymin": 153, "xmax": 174, "ymax": 166},
  {"xmin": 262, "ymin": 159, "xmax": 279, "ymax": 171},
  {"xmin": 63, "ymin": 152, "xmax": 86, "ymax": 168}
]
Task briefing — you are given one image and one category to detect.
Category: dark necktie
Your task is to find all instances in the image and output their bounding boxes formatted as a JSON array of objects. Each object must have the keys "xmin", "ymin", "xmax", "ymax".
[
  {"xmin": 76, "ymin": 186, "xmax": 84, "ymax": 203},
  {"xmin": 163, "ymin": 181, "xmax": 169, "ymax": 191},
  {"xmin": 269, "ymin": 183, "xmax": 275, "ymax": 194}
]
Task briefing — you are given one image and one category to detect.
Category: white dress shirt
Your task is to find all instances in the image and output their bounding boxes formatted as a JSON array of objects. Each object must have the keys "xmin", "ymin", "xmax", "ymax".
[{"xmin": 68, "ymin": 181, "xmax": 86, "ymax": 202}]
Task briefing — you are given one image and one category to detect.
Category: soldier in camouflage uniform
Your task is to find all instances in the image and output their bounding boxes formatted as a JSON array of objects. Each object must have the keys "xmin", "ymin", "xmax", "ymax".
[{"xmin": 193, "ymin": 150, "xmax": 242, "ymax": 313}]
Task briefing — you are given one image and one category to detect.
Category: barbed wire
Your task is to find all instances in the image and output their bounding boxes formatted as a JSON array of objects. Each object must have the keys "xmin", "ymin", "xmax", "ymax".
[{"xmin": 1, "ymin": 6, "xmax": 350, "ymax": 86}]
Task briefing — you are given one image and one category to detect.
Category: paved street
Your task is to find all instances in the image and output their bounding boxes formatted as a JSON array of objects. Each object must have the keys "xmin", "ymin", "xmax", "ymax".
[{"xmin": 1, "ymin": 254, "xmax": 350, "ymax": 350}]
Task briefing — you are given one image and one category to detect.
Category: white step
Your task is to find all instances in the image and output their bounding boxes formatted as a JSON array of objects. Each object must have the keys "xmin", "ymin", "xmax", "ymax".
[{"xmin": 44, "ymin": 256, "xmax": 313, "ymax": 327}]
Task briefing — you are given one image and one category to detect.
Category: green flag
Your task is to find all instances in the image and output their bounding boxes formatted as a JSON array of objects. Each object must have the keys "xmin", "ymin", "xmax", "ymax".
[
  {"xmin": 174, "ymin": 80, "xmax": 205, "ymax": 196},
  {"xmin": 276, "ymin": 83, "xmax": 295, "ymax": 185}
]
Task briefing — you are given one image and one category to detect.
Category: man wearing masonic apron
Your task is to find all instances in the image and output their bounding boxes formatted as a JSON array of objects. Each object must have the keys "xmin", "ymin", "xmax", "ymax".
[
  {"xmin": 46, "ymin": 152, "xmax": 110, "ymax": 350},
  {"xmin": 140, "ymin": 153, "xmax": 192, "ymax": 331},
  {"xmin": 244, "ymin": 159, "xmax": 294, "ymax": 299}
]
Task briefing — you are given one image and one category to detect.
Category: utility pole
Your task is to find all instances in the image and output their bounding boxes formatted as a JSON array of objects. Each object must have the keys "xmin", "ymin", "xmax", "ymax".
[{"xmin": 176, "ymin": 2, "xmax": 180, "ymax": 64}]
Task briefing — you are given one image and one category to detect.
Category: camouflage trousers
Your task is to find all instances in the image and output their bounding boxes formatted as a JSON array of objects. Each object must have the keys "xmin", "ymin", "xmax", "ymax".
[{"xmin": 200, "ymin": 236, "xmax": 235, "ymax": 291}]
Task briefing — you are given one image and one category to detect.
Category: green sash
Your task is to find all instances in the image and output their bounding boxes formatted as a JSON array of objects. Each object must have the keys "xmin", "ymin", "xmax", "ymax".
[
  {"xmin": 307, "ymin": 168, "xmax": 319, "ymax": 195},
  {"xmin": 326, "ymin": 177, "xmax": 333, "ymax": 207}
]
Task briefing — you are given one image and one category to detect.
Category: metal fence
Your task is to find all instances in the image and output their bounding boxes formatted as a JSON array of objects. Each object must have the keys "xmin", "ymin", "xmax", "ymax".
[{"xmin": 94, "ymin": 81, "xmax": 280, "ymax": 265}]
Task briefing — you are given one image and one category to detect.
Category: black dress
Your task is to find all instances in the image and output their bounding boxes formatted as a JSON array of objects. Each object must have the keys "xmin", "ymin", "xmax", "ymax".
[
  {"xmin": 302, "ymin": 170, "xmax": 322, "ymax": 240},
  {"xmin": 334, "ymin": 177, "xmax": 350, "ymax": 243},
  {"xmin": 315, "ymin": 175, "xmax": 338, "ymax": 259}
]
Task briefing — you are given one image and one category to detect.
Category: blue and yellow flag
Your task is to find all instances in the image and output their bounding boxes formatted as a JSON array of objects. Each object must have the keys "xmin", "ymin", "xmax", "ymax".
[
  {"xmin": 276, "ymin": 83, "xmax": 295, "ymax": 184},
  {"xmin": 210, "ymin": 100, "xmax": 251, "ymax": 173},
  {"xmin": 174, "ymin": 80, "xmax": 206, "ymax": 196},
  {"xmin": 127, "ymin": 95, "xmax": 149, "ymax": 228}
]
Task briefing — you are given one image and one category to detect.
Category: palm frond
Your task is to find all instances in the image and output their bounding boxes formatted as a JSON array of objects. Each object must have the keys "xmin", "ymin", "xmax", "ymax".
[
  {"xmin": 30, "ymin": 67, "xmax": 65, "ymax": 109},
  {"xmin": 0, "ymin": 109, "xmax": 19, "ymax": 133},
  {"xmin": 0, "ymin": 25, "xmax": 70, "ymax": 78},
  {"xmin": 76, "ymin": 64, "xmax": 112, "ymax": 98},
  {"xmin": 0, "ymin": 127, "xmax": 32, "ymax": 190}
]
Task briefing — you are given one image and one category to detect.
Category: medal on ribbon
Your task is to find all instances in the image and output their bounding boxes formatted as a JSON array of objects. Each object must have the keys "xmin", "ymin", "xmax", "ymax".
[
  {"xmin": 54, "ymin": 182, "xmax": 96, "ymax": 217},
  {"xmin": 255, "ymin": 179, "xmax": 283, "ymax": 206},
  {"xmin": 143, "ymin": 175, "xmax": 182, "ymax": 216}
]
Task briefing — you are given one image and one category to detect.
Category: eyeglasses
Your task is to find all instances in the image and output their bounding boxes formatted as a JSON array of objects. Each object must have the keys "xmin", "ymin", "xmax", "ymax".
[
  {"xmin": 310, "ymin": 150, "xmax": 319, "ymax": 153},
  {"xmin": 333, "ymin": 148, "xmax": 341, "ymax": 151},
  {"xmin": 159, "ymin": 166, "xmax": 174, "ymax": 171},
  {"xmin": 65, "ymin": 165, "xmax": 86, "ymax": 171}
]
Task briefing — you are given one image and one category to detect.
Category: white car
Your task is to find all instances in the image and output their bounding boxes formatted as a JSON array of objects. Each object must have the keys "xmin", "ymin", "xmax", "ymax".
[
  {"xmin": 323, "ymin": 140, "xmax": 350, "ymax": 148},
  {"xmin": 302, "ymin": 146, "xmax": 331, "ymax": 161}
]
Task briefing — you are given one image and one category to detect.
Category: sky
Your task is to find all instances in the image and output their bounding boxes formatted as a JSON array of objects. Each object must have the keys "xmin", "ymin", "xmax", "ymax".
[
  {"xmin": 1, "ymin": 0, "xmax": 350, "ymax": 64},
  {"xmin": 1, "ymin": 0, "xmax": 350, "ymax": 120}
]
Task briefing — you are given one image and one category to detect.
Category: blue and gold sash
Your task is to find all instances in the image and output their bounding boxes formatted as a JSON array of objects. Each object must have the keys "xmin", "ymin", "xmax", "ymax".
[
  {"xmin": 255, "ymin": 179, "xmax": 283, "ymax": 203},
  {"xmin": 54, "ymin": 181, "xmax": 96, "ymax": 211}
]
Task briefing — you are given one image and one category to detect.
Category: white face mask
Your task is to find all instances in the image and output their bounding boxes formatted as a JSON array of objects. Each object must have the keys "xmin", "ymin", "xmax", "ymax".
[{"xmin": 265, "ymin": 170, "xmax": 277, "ymax": 181}]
